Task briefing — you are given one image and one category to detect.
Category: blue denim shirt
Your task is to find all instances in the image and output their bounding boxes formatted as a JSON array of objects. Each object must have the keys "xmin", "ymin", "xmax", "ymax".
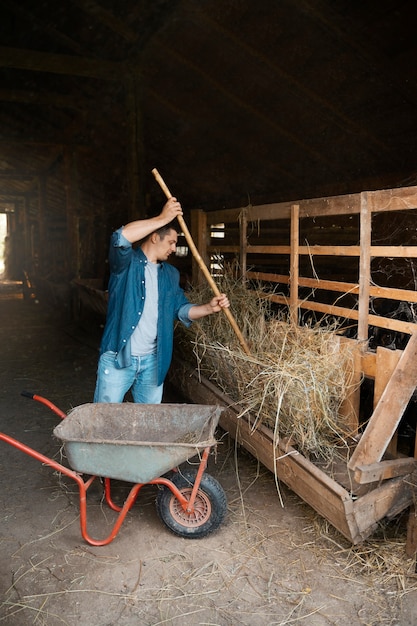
[{"xmin": 99, "ymin": 228, "xmax": 193, "ymax": 385}]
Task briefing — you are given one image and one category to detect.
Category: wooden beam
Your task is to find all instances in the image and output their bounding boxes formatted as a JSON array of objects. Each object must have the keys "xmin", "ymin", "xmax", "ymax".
[
  {"xmin": 72, "ymin": 0, "xmax": 138, "ymax": 43},
  {"xmin": 191, "ymin": 209, "xmax": 208, "ymax": 286},
  {"xmin": 374, "ymin": 347, "xmax": 402, "ymax": 457},
  {"xmin": 289, "ymin": 204, "xmax": 299, "ymax": 325},
  {"xmin": 198, "ymin": 9, "xmax": 391, "ymax": 157},
  {"xmin": 157, "ymin": 39, "xmax": 336, "ymax": 173},
  {"xmin": 358, "ymin": 192, "xmax": 371, "ymax": 345},
  {"xmin": 298, "ymin": 0, "xmax": 417, "ymax": 111},
  {"xmin": 0, "ymin": 87, "xmax": 86, "ymax": 111},
  {"xmin": 204, "ymin": 185, "xmax": 417, "ymax": 224},
  {"xmin": 0, "ymin": 173, "xmax": 36, "ymax": 180},
  {"xmin": 348, "ymin": 332, "xmax": 417, "ymax": 470},
  {"xmin": 244, "ymin": 244, "xmax": 417, "ymax": 258},
  {"xmin": 3, "ymin": 0, "xmax": 88, "ymax": 57},
  {"xmin": 37, "ymin": 175, "xmax": 47, "ymax": 273},
  {"xmin": 368, "ymin": 187, "xmax": 417, "ymax": 213},
  {"xmin": 338, "ymin": 337, "xmax": 361, "ymax": 435},
  {"xmin": 239, "ymin": 208, "xmax": 248, "ymax": 280},
  {"xmin": 247, "ymin": 272, "xmax": 417, "ymax": 305},
  {"xmin": 0, "ymin": 190, "xmax": 36, "ymax": 197},
  {"xmin": 374, "ymin": 348, "xmax": 403, "ymax": 408},
  {"xmin": 350, "ymin": 475, "xmax": 414, "ymax": 536},
  {"xmin": 354, "ymin": 458, "xmax": 417, "ymax": 485},
  {"xmin": 264, "ymin": 293, "xmax": 417, "ymax": 337},
  {"xmin": 406, "ymin": 505, "xmax": 417, "ymax": 557},
  {"xmin": 247, "ymin": 244, "xmax": 360, "ymax": 256},
  {"xmin": 0, "ymin": 46, "xmax": 124, "ymax": 80},
  {"xmin": 23, "ymin": 196, "xmax": 30, "ymax": 270},
  {"xmin": 361, "ymin": 351, "xmax": 376, "ymax": 379},
  {"xmin": 126, "ymin": 72, "xmax": 144, "ymax": 221},
  {"xmin": 63, "ymin": 147, "xmax": 80, "ymax": 277}
]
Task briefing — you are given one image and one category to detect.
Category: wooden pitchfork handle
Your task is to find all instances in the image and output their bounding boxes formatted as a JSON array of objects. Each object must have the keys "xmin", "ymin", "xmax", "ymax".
[{"xmin": 152, "ymin": 168, "xmax": 251, "ymax": 356}]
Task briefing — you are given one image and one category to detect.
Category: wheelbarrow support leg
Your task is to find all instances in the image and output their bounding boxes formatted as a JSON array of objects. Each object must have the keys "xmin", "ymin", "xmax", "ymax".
[
  {"xmin": 103, "ymin": 477, "xmax": 144, "ymax": 513},
  {"xmin": 186, "ymin": 447, "xmax": 210, "ymax": 512},
  {"xmin": 0, "ymin": 432, "xmax": 141, "ymax": 547}
]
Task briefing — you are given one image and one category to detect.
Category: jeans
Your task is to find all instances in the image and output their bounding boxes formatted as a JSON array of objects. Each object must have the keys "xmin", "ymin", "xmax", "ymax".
[{"xmin": 94, "ymin": 351, "xmax": 163, "ymax": 403}]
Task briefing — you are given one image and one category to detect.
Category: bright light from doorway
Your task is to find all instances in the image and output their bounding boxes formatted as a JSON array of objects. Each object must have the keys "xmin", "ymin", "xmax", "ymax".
[{"xmin": 0, "ymin": 213, "xmax": 7, "ymax": 275}]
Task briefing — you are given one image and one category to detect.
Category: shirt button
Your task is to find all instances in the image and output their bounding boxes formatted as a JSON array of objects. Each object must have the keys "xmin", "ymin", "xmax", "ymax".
[{"xmin": 122, "ymin": 339, "xmax": 126, "ymax": 343}]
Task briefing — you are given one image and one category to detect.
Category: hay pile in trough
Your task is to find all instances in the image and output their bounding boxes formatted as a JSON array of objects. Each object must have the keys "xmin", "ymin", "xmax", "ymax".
[{"xmin": 176, "ymin": 274, "xmax": 358, "ymax": 460}]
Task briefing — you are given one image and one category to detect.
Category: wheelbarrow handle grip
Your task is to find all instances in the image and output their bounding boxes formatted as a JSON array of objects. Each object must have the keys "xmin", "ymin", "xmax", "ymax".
[
  {"xmin": 20, "ymin": 391, "xmax": 35, "ymax": 400},
  {"xmin": 21, "ymin": 391, "xmax": 67, "ymax": 419},
  {"xmin": 21, "ymin": 390, "xmax": 35, "ymax": 399}
]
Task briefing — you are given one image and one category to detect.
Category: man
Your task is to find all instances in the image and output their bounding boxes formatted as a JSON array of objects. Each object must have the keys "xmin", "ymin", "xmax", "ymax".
[{"xmin": 94, "ymin": 196, "xmax": 230, "ymax": 403}]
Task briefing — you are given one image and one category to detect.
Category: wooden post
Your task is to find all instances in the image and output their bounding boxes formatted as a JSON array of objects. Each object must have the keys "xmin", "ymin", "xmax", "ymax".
[
  {"xmin": 358, "ymin": 192, "xmax": 371, "ymax": 346},
  {"xmin": 191, "ymin": 209, "xmax": 208, "ymax": 286},
  {"xmin": 289, "ymin": 204, "xmax": 299, "ymax": 325},
  {"xmin": 23, "ymin": 196, "xmax": 30, "ymax": 271},
  {"xmin": 37, "ymin": 175, "xmax": 47, "ymax": 274},
  {"xmin": 63, "ymin": 147, "xmax": 80, "ymax": 277},
  {"xmin": 338, "ymin": 336, "xmax": 361, "ymax": 436},
  {"xmin": 239, "ymin": 208, "xmax": 248, "ymax": 281},
  {"xmin": 126, "ymin": 72, "xmax": 144, "ymax": 221},
  {"xmin": 406, "ymin": 505, "xmax": 417, "ymax": 557}
]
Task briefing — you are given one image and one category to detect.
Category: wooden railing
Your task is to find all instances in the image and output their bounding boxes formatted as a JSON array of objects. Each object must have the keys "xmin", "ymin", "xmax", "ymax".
[{"xmin": 191, "ymin": 185, "xmax": 417, "ymax": 345}]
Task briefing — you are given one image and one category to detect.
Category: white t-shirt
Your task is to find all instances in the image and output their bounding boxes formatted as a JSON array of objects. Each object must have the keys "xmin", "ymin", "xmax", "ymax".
[{"xmin": 130, "ymin": 261, "xmax": 158, "ymax": 356}]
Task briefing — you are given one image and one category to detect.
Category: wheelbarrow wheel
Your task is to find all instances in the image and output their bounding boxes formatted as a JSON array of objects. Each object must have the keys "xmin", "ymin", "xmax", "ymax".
[{"xmin": 156, "ymin": 470, "xmax": 227, "ymax": 538}]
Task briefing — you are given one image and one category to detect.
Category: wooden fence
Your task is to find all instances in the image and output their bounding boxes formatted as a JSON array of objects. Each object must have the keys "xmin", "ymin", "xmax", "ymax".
[
  {"xmin": 191, "ymin": 185, "xmax": 417, "ymax": 343},
  {"xmin": 176, "ymin": 185, "xmax": 417, "ymax": 546}
]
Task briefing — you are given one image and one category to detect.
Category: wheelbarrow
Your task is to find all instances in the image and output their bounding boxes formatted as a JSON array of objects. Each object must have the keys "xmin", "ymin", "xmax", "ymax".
[{"xmin": 0, "ymin": 392, "xmax": 227, "ymax": 546}]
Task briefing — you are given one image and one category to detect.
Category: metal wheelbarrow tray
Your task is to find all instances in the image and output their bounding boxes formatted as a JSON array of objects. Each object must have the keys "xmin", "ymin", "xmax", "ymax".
[
  {"xmin": 53, "ymin": 402, "xmax": 220, "ymax": 483},
  {"xmin": 0, "ymin": 394, "xmax": 227, "ymax": 546}
]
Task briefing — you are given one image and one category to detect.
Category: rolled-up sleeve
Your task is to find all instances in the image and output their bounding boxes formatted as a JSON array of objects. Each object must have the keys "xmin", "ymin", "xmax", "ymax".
[
  {"xmin": 178, "ymin": 302, "xmax": 194, "ymax": 326},
  {"xmin": 109, "ymin": 228, "xmax": 133, "ymax": 273}
]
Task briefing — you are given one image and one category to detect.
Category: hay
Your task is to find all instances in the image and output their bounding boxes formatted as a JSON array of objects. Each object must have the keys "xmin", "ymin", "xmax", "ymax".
[{"xmin": 177, "ymin": 271, "xmax": 358, "ymax": 460}]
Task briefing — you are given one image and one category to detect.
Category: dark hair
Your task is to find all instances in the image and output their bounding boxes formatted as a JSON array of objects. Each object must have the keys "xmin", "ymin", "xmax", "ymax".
[{"xmin": 146, "ymin": 223, "xmax": 179, "ymax": 241}]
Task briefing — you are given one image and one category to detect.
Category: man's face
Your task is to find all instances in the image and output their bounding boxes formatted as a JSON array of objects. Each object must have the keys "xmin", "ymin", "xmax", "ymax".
[{"xmin": 155, "ymin": 228, "xmax": 178, "ymax": 261}]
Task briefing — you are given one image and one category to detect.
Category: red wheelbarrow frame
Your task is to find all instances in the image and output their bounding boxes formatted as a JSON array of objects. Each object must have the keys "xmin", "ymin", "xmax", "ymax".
[{"xmin": 0, "ymin": 393, "xmax": 212, "ymax": 546}]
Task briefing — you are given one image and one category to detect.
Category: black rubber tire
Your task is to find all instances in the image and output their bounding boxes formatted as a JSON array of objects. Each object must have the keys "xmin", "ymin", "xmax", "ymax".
[{"xmin": 155, "ymin": 470, "xmax": 227, "ymax": 538}]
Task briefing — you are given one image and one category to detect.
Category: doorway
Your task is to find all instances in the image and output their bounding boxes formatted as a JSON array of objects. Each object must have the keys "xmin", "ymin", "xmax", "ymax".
[{"xmin": 0, "ymin": 213, "xmax": 7, "ymax": 276}]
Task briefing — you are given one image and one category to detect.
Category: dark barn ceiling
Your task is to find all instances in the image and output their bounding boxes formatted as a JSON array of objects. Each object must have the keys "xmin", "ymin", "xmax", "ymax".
[{"xmin": 0, "ymin": 0, "xmax": 416, "ymax": 220}]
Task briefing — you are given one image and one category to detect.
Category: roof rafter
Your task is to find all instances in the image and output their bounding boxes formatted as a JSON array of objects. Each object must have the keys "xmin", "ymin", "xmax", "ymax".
[
  {"xmin": 0, "ymin": 46, "xmax": 125, "ymax": 80},
  {"xmin": 195, "ymin": 7, "xmax": 393, "ymax": 159},
  {"xmin": 154, "ymin": 38, "xmax": 339, "ymax": 172},
  {"xmin": 72, "ymin": 0, "xmax": 138, "ymax": 43}
]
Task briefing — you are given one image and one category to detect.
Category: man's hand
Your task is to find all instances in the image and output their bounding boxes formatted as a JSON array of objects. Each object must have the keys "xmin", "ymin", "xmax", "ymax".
[
  {"xmin": 188, "ymin": 293, "xmax": 230, "ymax": 320},
  {"xmin": 122, "ymin": 197, "xmax": 183, "ymax": 243},
  {"xmin": 208, "ymin": 293, "xmax": 230, "ymax": 313},
  {"xmin": 161, "ymin": 197, "xmax": 183, "ymax": 222}
]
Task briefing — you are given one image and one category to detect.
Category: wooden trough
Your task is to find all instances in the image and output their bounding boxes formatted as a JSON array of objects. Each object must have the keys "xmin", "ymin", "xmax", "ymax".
[
  {"xmin": 169, "ymin": 346, "xmax": 417, "ymax": 545},
  {"xmin": 71, "ymin": 278, "xmax": 108, "ymax": 319}
]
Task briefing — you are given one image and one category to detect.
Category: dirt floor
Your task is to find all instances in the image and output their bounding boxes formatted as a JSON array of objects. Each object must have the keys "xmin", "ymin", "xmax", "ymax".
[{"xmin": 1, "ymin": 279, "xmax": 417, "ymax": 626}]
